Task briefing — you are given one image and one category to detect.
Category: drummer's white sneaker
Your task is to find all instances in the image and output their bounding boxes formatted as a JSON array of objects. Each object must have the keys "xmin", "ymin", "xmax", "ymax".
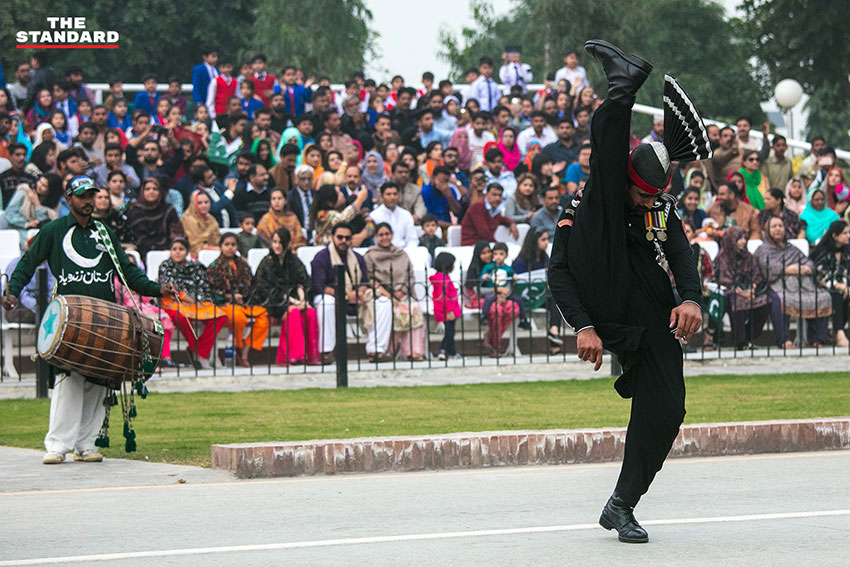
[
  {"xmin": 43, "ymin": 452, "xmax": 65, "ymax": 464},
  {"xmin": 73, "ymin": 450, "xmax": 103, "ymax": 462}
]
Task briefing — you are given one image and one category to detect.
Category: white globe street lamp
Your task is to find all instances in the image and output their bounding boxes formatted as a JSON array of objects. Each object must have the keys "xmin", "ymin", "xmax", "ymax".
[{"xmin": 774, "ymin": 79, "xmax": 803, "ymax": 143}]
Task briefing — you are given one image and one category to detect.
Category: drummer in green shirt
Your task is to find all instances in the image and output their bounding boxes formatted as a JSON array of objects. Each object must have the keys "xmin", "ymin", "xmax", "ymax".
[{"xmin": 3, "ymin": 176, "xmax": 177, "ymax": 465}]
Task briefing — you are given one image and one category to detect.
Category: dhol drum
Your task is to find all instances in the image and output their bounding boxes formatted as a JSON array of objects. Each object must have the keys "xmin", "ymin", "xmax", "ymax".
[{"xmin": 37, "ymin": 295, "xmax": 164, "ymax": 388}]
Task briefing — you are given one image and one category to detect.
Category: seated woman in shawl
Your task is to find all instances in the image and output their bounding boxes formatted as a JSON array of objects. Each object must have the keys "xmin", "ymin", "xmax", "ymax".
[
  {"xmin": 364, "ymin": 223, "xmax": 426, "ymax": 361},
  {"xmin": 754, "ymin": 216, "xmax": 833, "ymax": 348},
  {"xmin": 158, "ymin": 238, "xmax": 227, "ymax": 369},
  {"xmin": 256, "ymin": 187, "xmax": 307, "ymax": 250},
  {"xmin": 448, "ymin": 128, "xmax": 473, "ymax": 174},
  {"xmin": 504, "ymin": 173, "xmax": 540, "ymax": 223},
  {"xmin": 738, "ymin": 150, "xmax": 768, "ymax": 210},
  {"xmin": 810, "ymin": 220, "xmax": 850, "ymax": 347},
  {"xmin": 757, "ymin": 188, "xmax": 806, "ymax": 242},
  {"xmin": 362, "ymin": 150, "xmax": 389, "ymax": 194},
  {"xmin": 25, "ymin": 89, "xmax": 53, "ymax": 129},
  {"xmin": 309, "ymin": 184, "xmax": 372, "ymax": 246},
  {"xmin": 92, "ymin": 186, "xmax": 135, "ymax": 250},
  {"xmin": 206, "ymin": 233, "xmax": 270, "ymax": 366},
  {"xmin": 784, "ymin": 177, "xmax": 807, "ymax": 216},
  {"xmin": 811, "ymin": 167, "xmax": 850, "ymax": 217},
  {"xmin": 181, "ymin": 190, "xmax": 221, "ymax": 257},
  {"xmin": 277, "ymin": 125, "xmax": 305, "ymax": 158},
  {"xmin": 497, "ymin": 127, "xmax": 522, "ymax": 172},
  {"xmin": 252, "ymin": 228, "xmax": 320, "ymax": 365},
  {"xmin": 5, "ymin": 173, "xmax": 63, "ymax": 246},
  {"xmin": 463, "ymin": 241, "xmax": 494, "ymax": 309},
  {"xmin": 714, "ymin": 226, "xmax": 770, "ymax": 350},
  {"xmin": 320, "ymin": 150, "xmax": 345, "ymax": 188},
  {"xmin": 800, "ymin": 187, "xmax": 840, "ymax": 246},
  {"xmin": 126, "ymin": 176, "xmax": 185, "ymax": 260},
  {"xmin": 251, "ymin": 138, "xmax": 278, "ymax": 171},
  {"xmin": 24, "ymin": 141, "xmax": 56, "ymax": 178},
  {"xmin": 300, "ymin": 143, "xmax": 325, "ymax": 182},
  {"xmin": 677, "ymin": 187, "xmax": 707, "ymax": 232}
]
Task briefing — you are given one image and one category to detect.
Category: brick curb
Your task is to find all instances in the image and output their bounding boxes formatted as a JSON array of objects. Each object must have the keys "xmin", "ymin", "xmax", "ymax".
[{"xmin": 211, "ymin": 418, "xmax": 850, "ymax": 478}]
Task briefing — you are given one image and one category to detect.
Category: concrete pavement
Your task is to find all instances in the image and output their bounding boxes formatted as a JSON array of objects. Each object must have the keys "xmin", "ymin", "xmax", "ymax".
[{"xmin": 2, "ymin": 447, "xmax": 848, "ymax": 565}]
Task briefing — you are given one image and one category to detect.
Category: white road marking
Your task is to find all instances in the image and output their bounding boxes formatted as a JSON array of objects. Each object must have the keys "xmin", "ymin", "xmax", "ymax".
[{"xmin": 2, "ymin": 509, "xmax": 849, "ymax": 565}]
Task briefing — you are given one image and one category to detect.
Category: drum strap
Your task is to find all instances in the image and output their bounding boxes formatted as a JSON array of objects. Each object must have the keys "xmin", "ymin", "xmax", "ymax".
[{"xmin": 93, "ymin": 221, "xmax": 162, "ymax": 374}]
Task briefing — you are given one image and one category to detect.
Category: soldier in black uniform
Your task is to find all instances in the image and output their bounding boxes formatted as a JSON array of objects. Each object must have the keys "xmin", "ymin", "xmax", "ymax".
[{"xmin": 549, "ymin": 40, "xmax": 710, "ymax": 544}]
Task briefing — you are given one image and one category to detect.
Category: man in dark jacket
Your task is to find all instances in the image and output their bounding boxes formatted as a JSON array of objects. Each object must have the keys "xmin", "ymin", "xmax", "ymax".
[{"xmin": 549, "ymin": 41, "xmax": 705, "ymax": 544}]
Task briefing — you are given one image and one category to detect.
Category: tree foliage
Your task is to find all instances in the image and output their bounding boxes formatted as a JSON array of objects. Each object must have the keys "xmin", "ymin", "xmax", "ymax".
[
  {"xmin": 740, "ymin": 0, "xmax": 850, "ymax": 146},
  {"xmin": 439, "ymin": 0, "xmax": 765, "ymax": 130},
  {"xmin": 0, "ymin": 0, "xmax": 254, "ymax": 83},
  {"xmin": 250, "ymin": 0, "xmax": 377, "ymax": 80}
]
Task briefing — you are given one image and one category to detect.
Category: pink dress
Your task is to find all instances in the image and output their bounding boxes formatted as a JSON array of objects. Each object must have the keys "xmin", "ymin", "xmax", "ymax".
[{"xmin": 430, "ymin": 273, "xmax": 462, "ymax": 323}]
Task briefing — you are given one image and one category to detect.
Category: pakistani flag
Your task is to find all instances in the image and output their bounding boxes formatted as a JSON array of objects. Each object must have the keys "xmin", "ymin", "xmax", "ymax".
[
  {"xmin": 207, "ymin": 121, "xmax": 243, "ymax": 170},
  {"xmin": 706, "ymin": 287, "xmax": 725, "ymax": 327},
  {"xmin": 514, "ymin": 268, "xmax": 549, "ymax": 311}
]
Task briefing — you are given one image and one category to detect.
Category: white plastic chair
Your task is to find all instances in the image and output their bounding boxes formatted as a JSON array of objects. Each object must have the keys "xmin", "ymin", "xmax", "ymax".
[
  {"xmin": 789, "ymin": 238, "xmax": 809, "ymax": 257},
  {"xmin": 145, "ymin": 250, "xmax": 171, "ymax": 281},
  {"xmin": 296, "ymin": 245, "xmax": 324, "ymax": 276},
  {"xmin": 698, "ymin": 240, "xmax": 719, "ymax": 261},
  {"xmin": 126, "ymin": 249, "xmax": 143, "ymax": 270},
  {"xmin": 247, "ymin": 248, "xmax": 270, "ymax": 273},
  {"xmin": 198, "ymin": 249, "xmax": 222, "ymax": 266},
  {"xmin": 446, "ymin": 225, "xmax": 462, "ymax": 247},
  {"xmin": 0, "ymin": 229, "xmax": 20, "ymax": 253}
]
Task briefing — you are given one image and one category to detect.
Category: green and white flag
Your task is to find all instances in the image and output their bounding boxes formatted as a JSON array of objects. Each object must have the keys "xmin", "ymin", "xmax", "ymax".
[{"xmin": 207, "ymin": 121, "xmax": 243, "ymax": 170}]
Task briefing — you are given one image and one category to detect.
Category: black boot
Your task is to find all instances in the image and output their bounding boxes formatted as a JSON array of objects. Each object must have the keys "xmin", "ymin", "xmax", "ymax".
[
  {"xmin": 584, "ymin": 39, "xmax": 653, "ymax": 106},
  {"xmin": 599, "ymin": 492, "xmax": 649, "ymax": 543}
]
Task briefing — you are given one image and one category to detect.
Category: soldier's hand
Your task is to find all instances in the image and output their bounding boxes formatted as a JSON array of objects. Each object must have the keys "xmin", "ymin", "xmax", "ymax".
[
  {"xmin": 2, "ymin": 294, "xmax": 18, "ymax": 311},
  {"xmin": 670, "ymin": 301, "xmax": 702, "ymax": 343},
  {"xmin": 576, "ymin": 327, "xmax": 603, "ymax": 371}
]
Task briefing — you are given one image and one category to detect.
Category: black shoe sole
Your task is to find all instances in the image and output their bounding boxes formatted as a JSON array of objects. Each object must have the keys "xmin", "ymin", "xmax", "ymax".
[
  {"xmin": 584, "ymin": 39, "xmax": 653, "ymax": 75},
  {"xmin": 599, "ymin": 513, "xmax": 649, "ymax": 543}
]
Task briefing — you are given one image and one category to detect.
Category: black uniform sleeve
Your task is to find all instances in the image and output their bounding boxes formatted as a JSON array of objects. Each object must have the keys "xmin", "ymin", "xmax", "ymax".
[
  {"xmin": 548, "ymin": 199, "xmax": 594, "ymax": 331},
  {"xmin": 664, "ymin": 200, "xmax": 702, "ymax": 305}
]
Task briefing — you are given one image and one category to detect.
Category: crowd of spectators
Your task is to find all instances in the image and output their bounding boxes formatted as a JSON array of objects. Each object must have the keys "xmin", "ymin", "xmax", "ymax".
[{"xmin": 0, "ymin": 45, "xmax": 848, "ymax": 366}]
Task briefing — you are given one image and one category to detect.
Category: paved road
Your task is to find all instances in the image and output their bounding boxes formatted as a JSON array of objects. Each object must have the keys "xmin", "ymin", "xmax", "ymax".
[{"xmin": 2, "ymin": 447, "xmax": 848, "ymax": 566}]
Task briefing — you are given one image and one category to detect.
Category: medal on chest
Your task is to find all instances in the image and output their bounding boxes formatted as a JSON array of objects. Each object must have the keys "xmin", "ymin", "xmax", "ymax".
[{"xmin": 644, "ymin": 210, "xmax": 667, "ymax": 242}]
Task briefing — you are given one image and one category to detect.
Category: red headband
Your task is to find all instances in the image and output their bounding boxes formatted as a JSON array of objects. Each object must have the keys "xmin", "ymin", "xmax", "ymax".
[{"xmin": 627, "ymin": 149, "xmax": 672, "ymax": 194}]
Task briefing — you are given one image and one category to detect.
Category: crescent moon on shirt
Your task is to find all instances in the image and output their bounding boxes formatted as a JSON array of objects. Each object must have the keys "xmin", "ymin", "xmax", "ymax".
[{"xmin": 63, "ymin": 226, "xmax": 103, "ymax": 268}]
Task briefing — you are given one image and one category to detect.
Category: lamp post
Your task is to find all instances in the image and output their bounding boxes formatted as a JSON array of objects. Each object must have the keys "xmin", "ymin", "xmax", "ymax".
[{"xmin": 774, "ymin": 79, "xmax": 803, "ymax": 155}]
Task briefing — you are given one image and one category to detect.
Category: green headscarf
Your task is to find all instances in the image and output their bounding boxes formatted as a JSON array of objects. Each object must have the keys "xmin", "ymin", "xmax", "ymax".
[
  {"xmin": 251, "ymin": 138, "xmax": 278, "ymax": 168},
  {"xmin": 276, "ymin": 127, "xmax": 304, "ymax": 163},
  {"xmin": 739, "ymin": 167, "xmax": 765, "ymax": 210}
]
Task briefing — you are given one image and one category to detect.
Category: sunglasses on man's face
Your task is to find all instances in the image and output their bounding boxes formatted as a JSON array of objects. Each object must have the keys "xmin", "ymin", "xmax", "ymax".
[
  {"xmin": 746, "ymin": 157, "xmax": 759, "ymax": 162},
  {"xmin": 335, "ymin": 234, "xmax": 352, "ymax": 241}
]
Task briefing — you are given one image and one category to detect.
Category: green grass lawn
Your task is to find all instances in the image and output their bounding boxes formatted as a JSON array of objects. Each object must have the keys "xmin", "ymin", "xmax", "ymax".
[{"xmin": 1, "ymin": 372, "xmax": 848, "ymax": 468}]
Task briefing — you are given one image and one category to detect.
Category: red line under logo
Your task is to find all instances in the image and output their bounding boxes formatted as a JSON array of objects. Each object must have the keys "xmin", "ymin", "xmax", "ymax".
[{"xmin": 16, "ymin": 44, "xmax": 119, "ymax": 49}]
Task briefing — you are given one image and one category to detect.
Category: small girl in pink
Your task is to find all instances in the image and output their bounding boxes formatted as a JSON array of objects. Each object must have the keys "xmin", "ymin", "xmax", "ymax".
[{"xmin": 430, "ymin": 252, "xmax": 462, "ymax": 360}]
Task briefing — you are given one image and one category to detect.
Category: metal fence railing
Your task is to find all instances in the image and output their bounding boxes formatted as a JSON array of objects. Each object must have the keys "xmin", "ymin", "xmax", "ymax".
[{"xmin": 1, "ymin": 256, "xmax": 848, "ymax": 396}]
